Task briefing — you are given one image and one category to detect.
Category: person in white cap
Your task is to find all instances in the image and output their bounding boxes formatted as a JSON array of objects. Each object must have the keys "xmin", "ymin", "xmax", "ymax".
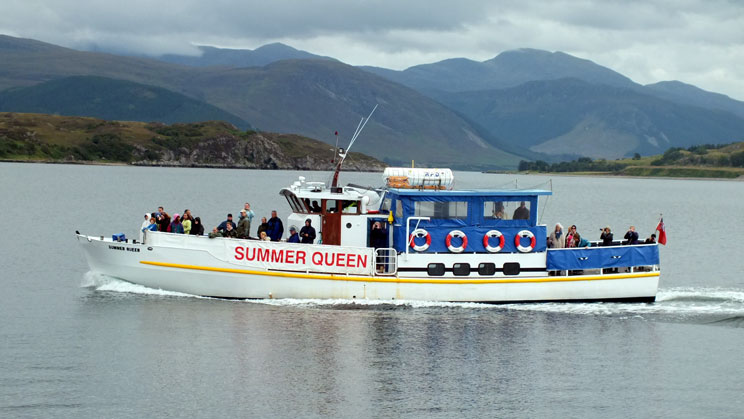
[{"xmin": 237, "ymin": 209, "xmax": 251, "ymax": 239}]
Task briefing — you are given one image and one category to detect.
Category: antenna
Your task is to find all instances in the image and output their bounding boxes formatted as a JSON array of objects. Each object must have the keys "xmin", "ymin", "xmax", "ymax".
[{"xmin": 330, "ymin": 104, "xmax": 378, "ymax": 188}]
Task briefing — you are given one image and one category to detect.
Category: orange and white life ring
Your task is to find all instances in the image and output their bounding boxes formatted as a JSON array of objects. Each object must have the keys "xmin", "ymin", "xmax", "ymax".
[
  {"xmin": 515, "ymin": 230, "xmax": 536, "ymax": 253},
  {"xmin": 409, "ymin": 228, "xmax": 431, "ymax": 252},
  {"xmin": 483, "ymin": 230, "xmax": 505, "ymax": 253},
  {"xmin": 446, "ymin": 230, "xmax": 468, "ymax": 253}
]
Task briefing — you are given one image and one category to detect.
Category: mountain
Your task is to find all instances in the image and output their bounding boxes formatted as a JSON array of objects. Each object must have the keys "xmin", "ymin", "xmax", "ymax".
[
  {"xmin": 0, "ymin": 76, "xmax": 251, "ymax": 129},
  {"xmin": 432, "ymin": 78, "xmax": 744, "ymax": 159},
  {"xmin": 0, "ymin": 35, "xmax": 523, "ymax": 169},
  {"xmin": 644, "ymin": 80, "xmax": 744, "ymax": 119},
  {"xmin": 362, "ymin": 48, "xmax": 635, "ymax": 93},
  {"xmin": 157, "ymin": 43, "xmax": 334, "ymax": 67}
]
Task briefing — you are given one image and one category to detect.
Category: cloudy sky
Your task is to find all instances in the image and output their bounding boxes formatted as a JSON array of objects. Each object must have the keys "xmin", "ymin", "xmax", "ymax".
[{"xmin": 3, "ymin": 0, "xmax": 744, "ymax": 99}]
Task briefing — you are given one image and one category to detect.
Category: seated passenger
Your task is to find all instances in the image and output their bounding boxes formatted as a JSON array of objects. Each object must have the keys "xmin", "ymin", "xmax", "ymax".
[
  {"xmin": 645, "ymin": 234, "xmax": 657, "ymax": 244},
  {"xmin": 259, "ymin": 231, "xmax": 271, "ymax": 241},
  {"xmin": 311, "ymin": 200, "xmax": 322, "ymax": 213},
  {"xmin": 142, "ymin": 215, "xmax": 158, "ymax": 233},
  {"xmin": 600, "ymin": 226, "xmax": 614, "ymax": 246},
  {"xmin": 169, "ymin": 214, "xmax": 184, "ymax": 234},
  {"xmin": 512, "ymin": 201, "xmax": 530, "ymax": 220}
]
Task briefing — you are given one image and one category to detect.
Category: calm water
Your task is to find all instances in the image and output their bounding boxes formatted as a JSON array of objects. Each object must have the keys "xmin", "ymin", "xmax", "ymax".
[{"xmin": 1, "ymin": 162, "xmax": 743, "ymax": 418}]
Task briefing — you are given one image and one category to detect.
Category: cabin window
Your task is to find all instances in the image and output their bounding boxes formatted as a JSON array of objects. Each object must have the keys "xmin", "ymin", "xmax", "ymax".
[
  {"xmin": 381, "ymin": 197, "xmax": 392, "ymax": 213},
  {"xmin": 478, "ymin": 263, "xmax": 496, "ymax": 276},
  {"xmin": 341, "ymin": 200, "xmax": 360, "ymax": 214},
  {"xmin": 395, "ymin": 200, "xmax": 403, "ymax": 218},
  {"xmin": 452, "ymin": 263, "xmax": 470, "ymax": 276},
  {"xmin": 427, "ymin": 263, "xmax": 445, "ymax": 276},
  {"xmin": 503, "ymin": 262, "xmax": 521, "ymax": 276},
  {"xmin": 484, "ymin": 201, "xmax": 531, "ymax": 221},
  {"xmin": 415, "ymin": 201, "xmax": 467, "ymax": 219}
]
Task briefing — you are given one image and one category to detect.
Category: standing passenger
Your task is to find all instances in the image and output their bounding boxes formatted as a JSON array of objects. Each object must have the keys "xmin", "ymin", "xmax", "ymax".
[
  {"xmin": 548, "ymin": 223, "xmax": 565, "ymax": 248},
  {"xmin": 236, "ymin": 209, "xmax": 251, "ymax": 239},
  {"xmin": 267, "ymin": 210, "xmax": 284, "ymax": 241},
  {"xmin": 299, "ymin": 219, "xmax": 316, "ymax": 244},
  {"xmin": 190, "ymin": 217, "xmax": 204, "ymax": 236},
  {"xmin": 600, "ymin": 226, "xmax": 614, "ymax": 246}
]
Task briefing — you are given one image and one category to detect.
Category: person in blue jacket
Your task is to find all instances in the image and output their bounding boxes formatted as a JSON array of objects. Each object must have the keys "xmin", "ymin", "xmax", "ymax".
[
  {"xmin": 267, "ymin": 210, "xmax": 284, "ymax": 241},
  {"xmin": 287, "ymin": 226, "xmax": 300, "ymax": 243}
]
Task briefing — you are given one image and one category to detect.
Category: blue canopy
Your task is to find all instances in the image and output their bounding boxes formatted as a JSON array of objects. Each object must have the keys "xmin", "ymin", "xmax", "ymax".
[{"xmin": 546, "ymin": 245, "xmax": 659, "ymax": 270}]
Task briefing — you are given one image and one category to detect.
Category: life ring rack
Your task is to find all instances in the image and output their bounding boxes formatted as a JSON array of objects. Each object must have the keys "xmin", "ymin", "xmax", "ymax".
[
  {"xmin": 515, "ymin": 230, "xmax": 536, "ymax": 253},
  {"xmin": 446, "ymin": 230, "xmax": 468, "ymax": 253},
  {"xmin": 483, "ymin": 230, "xmax": 505, "ymax": 253},
  {"xmin": 409, "ymin": 228, "xmax": 431, "ymax": 252}
]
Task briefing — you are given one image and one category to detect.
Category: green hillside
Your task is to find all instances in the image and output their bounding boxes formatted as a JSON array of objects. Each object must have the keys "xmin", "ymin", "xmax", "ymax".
[
  {"xmin": 517, "ymin": 142, "xmax": 744, "ymax": 178},
  {"xmin": 0, "ymin": 112, "xmax": 385, "ymax": 170},
  {"xmin": 0, "ymin": 76, "xmax": 251, "ymax": 129}
]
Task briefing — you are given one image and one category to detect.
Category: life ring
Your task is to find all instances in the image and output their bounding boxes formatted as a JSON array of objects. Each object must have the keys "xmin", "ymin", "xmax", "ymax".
[
  {"xmin": 515, "ymin": 230, "xmax": 536, "ymax": 253},
  {"xmin": 483, "ymin": 230, "xmax": 504, "ymax": 253},
  {"xmin": 409, "ymin": 228, "xmax": 431, "ymax": 252},
  {"xmin": 446, "ymin": 230, "xmax": 468, "ymax": 253}
]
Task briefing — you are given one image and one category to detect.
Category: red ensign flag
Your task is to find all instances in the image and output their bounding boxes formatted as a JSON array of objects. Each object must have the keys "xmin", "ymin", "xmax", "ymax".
[{"xmin": 656, "ymin": 218, "xmax": 667, "ymax": 245}]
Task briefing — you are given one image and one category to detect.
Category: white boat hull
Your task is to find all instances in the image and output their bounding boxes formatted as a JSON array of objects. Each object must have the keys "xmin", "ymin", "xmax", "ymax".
[{"xmin": 77, "ymin": 234, "xmax": 659, "ymax": 303}]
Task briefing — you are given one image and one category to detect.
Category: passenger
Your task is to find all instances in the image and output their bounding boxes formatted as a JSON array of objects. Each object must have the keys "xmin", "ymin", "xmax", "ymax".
[
  {"xmin": 259, "ymin": 231, "xmax": 271, "ymax": 241},
  {"xmin": 645, "ymin": 234, "xmax": 657, "ymax": 244},
  {"xmin": 548, "ymin": 223, "xmax": 565, "ymax": 248},
  {"xmin": 217, "ymin": 214, "xmax": 237, "ymax": 232},
  {"xmin": 311, "ymin": 200, "xmax": 322, "ymax": 213},
  {"xmin": 493, "ymin": 202, "xmax": 505, "ymax": 219},
  {"xmin": 190, "ymin": 217, "xmax": 204, "ymax": 236},
  {"xmin": 242, "ymin": 203, "xmax": 255, "ymax": 226},
  {"xmin": 182, "ymin": 209, "xmax": 192, "ymax": 235},
  {"xmin": 267, "ymin": 210, "xmax": 284, "ymax": 241},
  {"xmin": 157, "ymin": 207, "xmax": 170, "ymax": 232},
  {"xmin": 624, "ymin": 226, "xmax": 639, "ymax": 245},
  {"xmin": 257, "ymin": 217, "xmax": 269, "ymax": 238},
  {"xmin": 574, "ymin": 233, "xmax": 591, "ymax": 248},
  {"xmin": 140, "ymin": 213, "xmax": 151, "ymax": 234},
  {"xmin": 142, "ymin": 215, "xmax": 158, "ymax": 235},
  {"xmin": 370, "ymin": 221, "xmax": 388, "ymax": 272},
  {"xmin": 223, "ymin": 222, "xmax": 237, "ymax": 238},
  {"xmin": 565, "ymin": 225, "xmax": 577, "ymax": 247},
  {"xmin": 512, "ymin": 201, "xmax": 530, "ymax": 220},
  {"xmin": 169, "ymin": 214, "xmax": 184, "ymax": 234},
  {"xmin": 299, "ymin": 219, "xmax": 316, "ymax": 244},
  {"xmin": 600, "ymin": 226, "xmax": 614, "ymax": 246},
  {"xmin": 287, "ymin": 226, "xmax": 300, "ymax": 243},
  {"xmin": 236, "ymin": 209, "xmax": 251, "ymax": 239}
]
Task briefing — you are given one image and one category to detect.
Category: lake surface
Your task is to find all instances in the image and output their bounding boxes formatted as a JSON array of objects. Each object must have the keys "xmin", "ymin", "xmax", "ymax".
[{"xmin": 1, "ymin": 162, "xmax": 743, "ymax": 418}]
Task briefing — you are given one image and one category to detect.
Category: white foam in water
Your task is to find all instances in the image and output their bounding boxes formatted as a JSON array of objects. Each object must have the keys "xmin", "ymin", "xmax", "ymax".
[
  {"xmin": 245, "ymin": 298, "xmax": 488, "ymax": 309},
  {"xmin": 81, "ymin": 271, "xmax": 198, "ymax": 298}
]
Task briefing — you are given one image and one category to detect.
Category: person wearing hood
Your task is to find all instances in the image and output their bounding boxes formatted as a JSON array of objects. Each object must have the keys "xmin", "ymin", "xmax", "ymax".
[
  {"xmin": 548, "ymin": 223, "xmax": 565, "ymax": 249},
  {"xmin": 190, "ymin": 217, "xmax": 204, "ymax": 236},
  {"xmin": 299, "ymin": 218, "xmax": 316, "ymax": 244},
  {"xmin": 169, "ymin": 213, "xmax": 184, "ymax": 234},
  {"xmin": 236, "ymin": 209, "xmax": 251, "ymax": 239}
]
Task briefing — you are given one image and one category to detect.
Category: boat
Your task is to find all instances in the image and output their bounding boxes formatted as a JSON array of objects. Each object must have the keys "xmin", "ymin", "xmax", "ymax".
[{"xmin": 76, "ymin": 168, "xmax": 660, "ymax": 303}]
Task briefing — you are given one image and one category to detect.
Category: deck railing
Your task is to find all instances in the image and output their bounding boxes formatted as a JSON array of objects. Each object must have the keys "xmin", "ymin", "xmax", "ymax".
[{"xmin": 374, "ymin": 248, "xmax": 398, "ymax": 275}]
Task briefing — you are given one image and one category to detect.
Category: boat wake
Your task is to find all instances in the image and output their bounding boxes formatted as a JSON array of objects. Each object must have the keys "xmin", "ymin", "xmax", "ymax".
[
  {"xmin": 80, "ymin": 273, "xmax": 744, "ymax": 324},
  {"xmin": 81, "ymin": 271, "xmax": 199, "ymax": 298}
]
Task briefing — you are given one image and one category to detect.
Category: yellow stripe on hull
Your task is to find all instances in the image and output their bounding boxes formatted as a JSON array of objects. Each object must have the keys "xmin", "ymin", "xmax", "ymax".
[{"xmin": 140, "ymin": 260, "xmax": 659, "ymax": 285}]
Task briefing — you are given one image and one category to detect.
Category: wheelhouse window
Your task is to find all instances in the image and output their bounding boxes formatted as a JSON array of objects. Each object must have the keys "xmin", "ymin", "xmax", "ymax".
[
  {"xmin": 484, "ymin": 200, "xmax": 531, "ymax": 221},
  {"xmin": 415, "ymin": 201, "xmax": 467, "ymax": 219},
  {"xmin": 282, "ymin": 191, "xmax": 308, "ymax": 213}
]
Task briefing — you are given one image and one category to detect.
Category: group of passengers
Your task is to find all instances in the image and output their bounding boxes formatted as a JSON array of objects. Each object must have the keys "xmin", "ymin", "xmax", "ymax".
[
  {"xmin": 141, "ymin": 203, "xmax": 318, "ymax": 243},
  {"xmin": 141, "ymin": 206, "xmax": 205, "ymax": 237},
  {"xmin": 548, "ymin": 223, "xmax": 656, "ymax": 249}
]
